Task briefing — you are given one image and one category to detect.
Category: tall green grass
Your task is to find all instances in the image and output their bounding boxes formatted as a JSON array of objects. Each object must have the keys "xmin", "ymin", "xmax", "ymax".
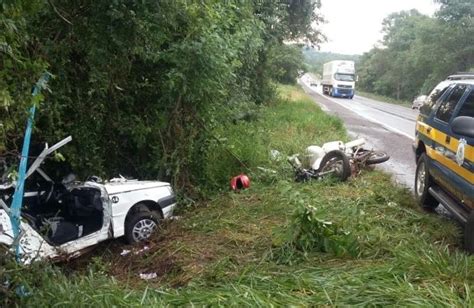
[
  {"xmin": 2, "ymin": 85, "xmax": 472, "ymax": 306},
  {"xmin": 199, "ymin": 84, "xmax": 346, "ymax": 193}
]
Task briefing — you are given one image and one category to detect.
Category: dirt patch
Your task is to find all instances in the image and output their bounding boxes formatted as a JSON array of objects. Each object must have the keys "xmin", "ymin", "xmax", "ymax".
[
  {"xmin": 61, "ymin": 191, "xmax": 284, "ymax": 288},
  {"xmin": 61, "ymin": 221, "xmax": 206, "ymax": 286},
  {"xmin": 62, "ymin": 217, "xmax": 246, "ymax": 287}
]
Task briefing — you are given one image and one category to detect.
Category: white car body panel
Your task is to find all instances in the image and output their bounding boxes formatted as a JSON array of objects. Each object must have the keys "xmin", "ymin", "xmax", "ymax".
[
  {"xmin": 0, "ymin": 179, "xmax": 176, "ymax": 263},
  {"xmin": 106, "ymin": 179, "xmax": 175, "ymax": 238}
]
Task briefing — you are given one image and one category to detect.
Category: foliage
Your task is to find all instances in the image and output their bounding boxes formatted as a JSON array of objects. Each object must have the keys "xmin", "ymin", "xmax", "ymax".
[
  {"xmin": 0, "ymin": 1, "xmax": 47, "ymax": 155},
  {"xmin": 285, "ymin": 200, "xmax": 359, "ymax": 257},
  {"xmin": 0, "ymin": 0, "xmax": 323, "ymax": 197},
  {"xmin": 267, "ymin": 44, "xmax": 306, "ymax": 84},
  {"xmin": 358, "ymin": 2, "xmax": 474, "ymax": 100}
]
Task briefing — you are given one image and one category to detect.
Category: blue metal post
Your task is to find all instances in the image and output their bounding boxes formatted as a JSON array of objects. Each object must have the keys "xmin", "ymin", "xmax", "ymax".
[{"xmin": 9, "ymin": 73, "xmax": 51, "ymax": 260}]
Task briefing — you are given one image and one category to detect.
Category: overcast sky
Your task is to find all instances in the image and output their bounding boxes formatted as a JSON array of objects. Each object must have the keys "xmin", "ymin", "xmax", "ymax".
[{"xmin": 317, "ymin": 0, "xmax": 439, "ymax": 55}]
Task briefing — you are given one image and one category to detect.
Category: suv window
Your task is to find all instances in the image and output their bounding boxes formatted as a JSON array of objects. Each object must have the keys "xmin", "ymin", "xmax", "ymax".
[
  {"xmin": 457, "ymin": 88, "xmax": 474, "ymax": 118},
  {"xmin": 435, "ymin": 84, "xmax": 467, "ymax": 122},
  {"xmin": 420, "ymin": 82, "xmax": 451, "ymax": 115}
]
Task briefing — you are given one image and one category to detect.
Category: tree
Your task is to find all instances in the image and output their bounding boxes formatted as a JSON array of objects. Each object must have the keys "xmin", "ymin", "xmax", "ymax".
[
  {"xmin": 0, "ymin": 1, "xmax": 47, "ymax": 160},
  {"xmin": 1, "ymin": 0, "xmax": 324, "ymax": 196},
  {"xmin": 358, "ymin": 3, "xmax": 474, "ymax": 100}
]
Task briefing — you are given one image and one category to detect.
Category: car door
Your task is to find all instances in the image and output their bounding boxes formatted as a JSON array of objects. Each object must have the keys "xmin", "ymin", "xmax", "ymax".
[
  {"xmin": 55, "ymin": 183, "xmax": 113, "ymax": 257},
  {"xmin": 450, "ymin": 86, "xmax": 474, "ymax": 208},
  {"xmin": 428, "ymin": 84, "xmax": 470, "ymax": 204}
]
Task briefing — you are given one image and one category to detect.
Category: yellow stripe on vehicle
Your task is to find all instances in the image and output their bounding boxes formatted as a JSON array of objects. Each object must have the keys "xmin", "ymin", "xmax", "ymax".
[
  {"xmin": 425, "ymin": 147, "xmax": 474, "ymax": 184},
  {"xmin": 419, "ymin": 120, "xmax": 474, "ymax": 185},
  {"xmin": 417, "ymin": 122, "xmax": 474, "ymax": 163}
]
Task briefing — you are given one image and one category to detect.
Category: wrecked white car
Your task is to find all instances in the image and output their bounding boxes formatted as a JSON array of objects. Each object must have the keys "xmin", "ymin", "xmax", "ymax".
[{"xmin": 0, "ymin": 137, "xmax": 176, "ymax": 263}]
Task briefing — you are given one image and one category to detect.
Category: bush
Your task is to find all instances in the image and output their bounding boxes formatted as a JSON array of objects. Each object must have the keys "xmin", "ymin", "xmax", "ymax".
[{"xmin": 288, "ymin": 203, "xmax": 359, "ymax": 257}]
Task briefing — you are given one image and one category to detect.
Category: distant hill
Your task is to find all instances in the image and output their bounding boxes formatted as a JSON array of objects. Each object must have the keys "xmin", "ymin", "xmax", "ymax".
[{"xmin": 303, "ymin": 48, "xmax": 360, "ymax": 77}]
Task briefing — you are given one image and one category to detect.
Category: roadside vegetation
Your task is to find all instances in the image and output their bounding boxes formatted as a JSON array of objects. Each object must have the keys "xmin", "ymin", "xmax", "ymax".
[
  {"xmin": 356, "ymin": 91, "xmax": 411, "ymax": 108},
  {"xmin": 357, "ymin": 1, "xmax": 473, "ymax": 101},
  {"xmin": 0, "ymin": 0, "xmax": 321, "ymax": 197},
  {"xmin": 2, "ymin": 85, "xmax": 472, "ymax": 306}
]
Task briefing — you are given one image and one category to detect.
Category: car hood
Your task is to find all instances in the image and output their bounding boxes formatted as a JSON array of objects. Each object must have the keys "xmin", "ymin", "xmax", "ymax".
[{"xmin": 103, "ymin": 180, "xmax": 171, "ymax": 195}]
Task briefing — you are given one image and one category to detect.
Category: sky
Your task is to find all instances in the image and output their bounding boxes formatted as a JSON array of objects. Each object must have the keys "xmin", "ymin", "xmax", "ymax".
[{"xmin": 317, "ymin": 0, "xmax": 439, "ymax": 55}]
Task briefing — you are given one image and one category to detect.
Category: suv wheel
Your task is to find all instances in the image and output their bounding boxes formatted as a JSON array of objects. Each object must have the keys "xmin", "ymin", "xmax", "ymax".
[
  {"xmin": 415, "ymin": 153, "xmax": 438, "ymax": 210},
  {"xmin": 464, "ymin": 211, "xmax": 474, "ymax": 253}
]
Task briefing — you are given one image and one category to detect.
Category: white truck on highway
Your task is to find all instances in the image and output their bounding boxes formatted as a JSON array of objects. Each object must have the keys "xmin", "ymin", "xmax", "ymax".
[{"xmin": 321, "ymin": 60, "xmax": 356, "ymax": 99}]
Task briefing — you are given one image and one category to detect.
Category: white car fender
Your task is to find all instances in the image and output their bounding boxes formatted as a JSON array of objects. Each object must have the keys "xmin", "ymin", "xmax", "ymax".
[{"xmin": 106, "ymin": 181, "xmax": 175, "ymax": 238}]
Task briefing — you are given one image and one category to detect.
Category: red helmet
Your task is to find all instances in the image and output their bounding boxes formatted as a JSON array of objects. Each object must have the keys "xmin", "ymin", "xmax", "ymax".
[{"xmin": 230, "ymin": 174, "xmax": 250, "ymax": 191}]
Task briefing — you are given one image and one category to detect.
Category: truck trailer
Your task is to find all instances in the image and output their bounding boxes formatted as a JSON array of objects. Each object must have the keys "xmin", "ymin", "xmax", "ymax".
[{"xmin": 321, "ymin": 60, "xmax": 356, "ymax": 99}]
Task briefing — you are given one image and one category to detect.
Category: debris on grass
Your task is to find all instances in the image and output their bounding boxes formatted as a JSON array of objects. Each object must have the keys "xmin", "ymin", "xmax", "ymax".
[
  {"xmin": 139, "ymin": 273, "xmax": 157, "ymax": 280},
  {"xmin": 135, "ymin": 246, "xmax": 150, "ymax": 255},
  {"xmin": 119, "ymin": 245, "xmax": 150, "ymax": 257},
  {"xmin": 120, "ymin": 250, "xmax": 131, "ymax": 257},
  {"xmin": 270, "ymin": 149, "xmax": 283, "ymax": 161}
]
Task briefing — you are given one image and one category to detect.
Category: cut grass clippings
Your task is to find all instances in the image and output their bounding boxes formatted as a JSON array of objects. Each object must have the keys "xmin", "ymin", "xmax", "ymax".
[{"xmin": 2, "ymin": 84, "xmax": 473, "ymax": 306}]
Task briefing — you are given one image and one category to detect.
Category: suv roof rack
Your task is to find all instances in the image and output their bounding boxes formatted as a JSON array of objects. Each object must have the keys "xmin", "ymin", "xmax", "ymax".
[{"xmin": 447, "ymin": 72, "xmax": 474, "ymax": 80}]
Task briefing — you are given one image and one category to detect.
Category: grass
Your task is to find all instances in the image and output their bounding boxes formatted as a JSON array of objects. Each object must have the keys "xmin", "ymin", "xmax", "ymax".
[
  {"xmin": 357, "ymin": 90, "xmax": 412, "ymax": 107},
  {"xmin": 2, "ymin": 84, "xmax": 473, "ymax": 306}
]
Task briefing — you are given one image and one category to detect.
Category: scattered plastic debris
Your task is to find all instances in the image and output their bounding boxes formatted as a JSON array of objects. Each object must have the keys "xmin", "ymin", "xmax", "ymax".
[
  {"xmin": 257, "ymin": 167, "xmax": 277, "ymax": 174},
  {"xmin": 270, "ymin": 149, "xmax": 282, "ymax": 161},
  {"xmin": 120, "ymin": 249, "xmax": 131, "ymax": 256},
  {"xmin": 139, "ymin": 272, "xmax": 157, "ymax": 280},
  {"xmin": 135, "ymin": 246, "xmax": 150, "ymax": 255},
  {"xmin": 140, "ymin": 273, "xmax": 158, "ymax": 280},
  {"xmin": 120, "ymin": 246, "xmax": 150, "ymax": 257}
]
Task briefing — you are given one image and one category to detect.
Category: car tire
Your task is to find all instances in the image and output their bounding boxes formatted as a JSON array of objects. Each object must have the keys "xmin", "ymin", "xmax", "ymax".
[
  {"xmin": 464, "ymin": 211, "xmax": 474, "ymax": 254},
  {"xmin": 414, "ymin": 153, "xmax": 438, "ymax": 210},
  {"xmin": 125, "ymin": 210, "xmax": 160, "ymax": 244}
]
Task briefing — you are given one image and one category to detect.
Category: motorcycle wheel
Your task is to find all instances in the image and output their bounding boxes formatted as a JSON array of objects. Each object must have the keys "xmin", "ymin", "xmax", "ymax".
[
  {"xmin": 353, "ymin": 149, "xmax": 389, "ymax": 165},
  {"xmin": 319, "ymin": 150, "xmax": 351, "ymax": 181},
  {"xmin": 365, "ymin": 151, "xmax": 390, "ymax": 165}
]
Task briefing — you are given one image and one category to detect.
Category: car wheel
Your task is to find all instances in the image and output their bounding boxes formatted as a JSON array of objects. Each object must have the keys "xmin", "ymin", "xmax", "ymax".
[
  {"xmin": 464, "ymin": 211, "xmax": 474, "ymax": 253},
  {"xmin": 414, "ymin": 153, "xmax": 438, "ymax": 210},
  {"xmin": 125, "ymin": 210, "xmax": 160, "ymax": 244}
]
